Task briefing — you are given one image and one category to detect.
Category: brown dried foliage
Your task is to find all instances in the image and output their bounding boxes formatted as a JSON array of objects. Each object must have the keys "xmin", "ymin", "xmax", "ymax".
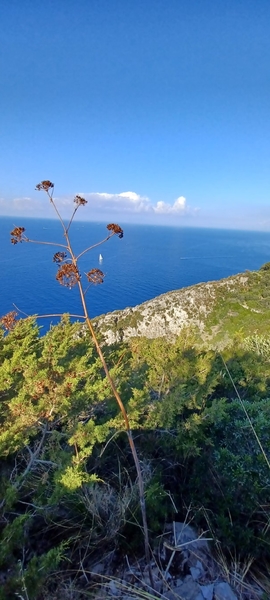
[
  {"xmin": 35, "ymin": 180, "xmax": 54, "ymax": 192},
  {"xmin": 53, "ymin": 251, "xmax": 67, "ymax": 263},
  {"xmin": 10, "ymin": 226, "xmax": 26, "ymax": 244},
  {"xmin": 86, "ymin": 268, "xmax": 105, "ymax": 284},
  {"xmin": 56, "ymin": 264, "xmax": 80, "ymax": 287},
  {"xmin": 0, "ymin": 311, "xmax": 18, "ymax": 331},
  {"xmin": 34, "ymin": 381, "xmax": 46, "ymax": 396},
  {"xmin": 106, "ymin": 223, "xmax": 124, "ymax": 238},
  {"xmin": 74, "ymin": 195, "xmax": 88, "ymax": 206}
]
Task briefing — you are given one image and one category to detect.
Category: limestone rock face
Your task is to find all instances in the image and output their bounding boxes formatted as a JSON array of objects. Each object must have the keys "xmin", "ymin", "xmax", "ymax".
[{"xmin": 94, "ymin": 273, "xmax": 250, "ymax": 346}]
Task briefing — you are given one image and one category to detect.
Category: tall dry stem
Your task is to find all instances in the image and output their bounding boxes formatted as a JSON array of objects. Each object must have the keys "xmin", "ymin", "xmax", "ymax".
[{"xmin": 10, "ymin": 180, "xmax": 154, "ymax": 589}]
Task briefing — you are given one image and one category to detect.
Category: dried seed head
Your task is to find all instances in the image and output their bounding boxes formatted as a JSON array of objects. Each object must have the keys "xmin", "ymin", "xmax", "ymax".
[
  {"xmin": 56, "ymin": 264, "xmax": 80, "ymax": 287},
  {"xmin": 35, "ymin": 180, "xmax": 54, "ymax": 192},
  {"xmin": 10, "ymin": 226, "xmax": 26, "ymax": 244},
  {"xmin": 86, "ymin": 268, "xmax": 104, "ymax": 284},
  {"xmin": 0, "ymin": 311, "xmax": 18, "ymax": 331},
  {"xmin": 106, "ymin": 223, "xmax": 124, "ymax": 238},
  {"xmin": 34, "ymin": 381, "xmax": 46, "ymax": 395},
  {"xmin": 74, "ymin": 195, "xmax": 88, "ymax": 206},
  {"xmin": 53, "ymin": 251, "xmax": 67, "ymax": 263}
]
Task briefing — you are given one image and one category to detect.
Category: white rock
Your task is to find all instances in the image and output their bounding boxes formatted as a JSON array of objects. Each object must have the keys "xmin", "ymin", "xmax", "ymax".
[
  {"xmin": 196, "ymin": 560, "xmax": 205, "ymax": 576},
  {"xmin": 214, "ymin": 581, "xmax": 238, "ymax": 600},
  {"xmin": 164, "ymin": 578, "xmax": 204, "ymax": 600},
  {"xmin": 173, "ymin": 522, "xmax": 209, "ymax": 550},
  {"xmin": 200, "ymin": 583, "xmax": 214, "ymax": 600},
  {"xmin": 190, "ymin": 566, "xmax": 202, "ymax": 581},
  {"xmin": 108, "ymin": 579, "xmax": 121, "ymax": 596}
]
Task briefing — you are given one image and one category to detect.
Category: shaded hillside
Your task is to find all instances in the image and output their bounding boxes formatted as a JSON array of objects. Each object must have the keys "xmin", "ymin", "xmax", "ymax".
[{"xmin": 95, "ymin": 264, "xmax": 270, "ymax": 347}]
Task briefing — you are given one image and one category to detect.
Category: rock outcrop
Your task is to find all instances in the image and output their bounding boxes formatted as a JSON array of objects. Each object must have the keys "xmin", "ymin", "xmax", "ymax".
[
  {"xmin": 92, "ymin": 522, "xmax": 263, "ymax": 599},
  {"xmin": 94, "ymin": 273, "xmax": 251, "ymax": 346}
]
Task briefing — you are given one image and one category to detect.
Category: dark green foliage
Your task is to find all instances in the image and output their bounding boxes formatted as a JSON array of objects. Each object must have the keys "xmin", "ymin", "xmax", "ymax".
[
  {"xmin": 1, "ymin": 315, "xmax": 270, "ymax": 595},
  {"xmin": 260, "ymin": 261, "xmax": 270, "ymax": 271}
]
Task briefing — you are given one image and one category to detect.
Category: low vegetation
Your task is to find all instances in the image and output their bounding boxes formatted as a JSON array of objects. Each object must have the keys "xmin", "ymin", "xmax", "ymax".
[{"xmin": 1, "ymin": 310, "xmax": 270, "ymax": 597}]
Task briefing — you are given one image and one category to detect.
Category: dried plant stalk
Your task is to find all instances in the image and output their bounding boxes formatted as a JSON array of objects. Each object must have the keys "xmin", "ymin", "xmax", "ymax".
[{"xmin": 8, "ymin": 180, "xmax": 154, "ymax": 589}]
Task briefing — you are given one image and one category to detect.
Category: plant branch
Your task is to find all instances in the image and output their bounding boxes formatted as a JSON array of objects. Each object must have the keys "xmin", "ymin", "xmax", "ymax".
[
  {"xmin": 35, "ymin": 313, "xmax": 86, "ymax": 320},
  {"xmin": 76, "ymin": 233, "xmax": 115, "ymax": 260},
  {"xmin": 12, "ymin": 305, "xmax": 85, "ymax": 320},
  {"xmin": 28, "ymin": 181, "xmax": 155, "ymax": 588},
  {"xmin": 46, "ymin": 190, "xmax": 67, "ymax": 234},
  {"xmin": 22, "ymin": 237, "xmax": 68, "ymax": 249},
  {"xmin": 57, "ymin": 220, "xmax": 155, "ymax": 587},
  {"xmin": 221, "ymin": 355, "xmax": 270, "ymax": 470},
  {"xmin": 16, "ymin": 426, "xmax": 48, "ymax": 489},
  {"xmin": 66, "ymin": 206, "xmax": 79, "ymax": 233},
  {"xmin": 75, "ymin": 275, "xmax": 154, "ymax": 588}
]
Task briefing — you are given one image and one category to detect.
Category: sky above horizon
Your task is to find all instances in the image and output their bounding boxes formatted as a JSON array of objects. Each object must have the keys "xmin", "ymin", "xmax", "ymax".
[{"xmin": 1, "ymin": 0, "xmax": 270, "ymax": 230}]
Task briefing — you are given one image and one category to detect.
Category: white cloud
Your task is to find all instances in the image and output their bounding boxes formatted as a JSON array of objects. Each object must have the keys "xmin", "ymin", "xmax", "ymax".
[
  {"xmin": 119, "ymin": 192, "xmax": 141, "ymax": 201},
  {"xmin": 81, "ymin": 191, "xmax": 193, "ymax": 216},
  {"xmin": 173, "ymin": 196, "xmax": 186, "ymax": 211},
  {"xmin": 0, "ymin": 190, "xmax": 196, "ymax": 221},
  {"xmin": 154, "ymin": 196, "xmax": 188, "ymax": 214},
  {"xmin": 0, "ymin": 197, "xmax": 47, "ymax": 215},
  {"xmin": 13, "ymin": 197, "xmax": 39, "ymax": 211},
  {"xmin": 81, "ymin": 191, "xmax": 152, "ymax": 214}
]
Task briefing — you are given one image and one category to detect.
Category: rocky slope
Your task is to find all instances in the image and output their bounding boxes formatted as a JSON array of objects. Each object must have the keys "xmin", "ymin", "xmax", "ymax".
[{"xmin": 94, "ymin": 266, "xmax": 270, "ymax": 347}]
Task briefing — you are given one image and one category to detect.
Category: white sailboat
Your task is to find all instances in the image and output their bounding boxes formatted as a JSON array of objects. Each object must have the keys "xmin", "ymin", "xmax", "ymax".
[{"xmin": 99, "ymin": 253, "xmax": 103, "ymax": 263}]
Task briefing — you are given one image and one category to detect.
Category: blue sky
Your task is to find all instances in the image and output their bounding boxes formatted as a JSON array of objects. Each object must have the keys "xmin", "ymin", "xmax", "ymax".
[{"xmin": 1, "ymin": 0, "xmax": 270, "ymax": 229}]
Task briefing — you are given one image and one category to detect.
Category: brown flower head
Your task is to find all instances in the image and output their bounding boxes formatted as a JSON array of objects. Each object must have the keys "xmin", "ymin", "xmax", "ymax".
[
  {"xmin": 86, "ymin": 268, "xmax": 105, "ymax": 284},
  {"xmin": 56, "ymin": 264, "xmax": 80, "ymax": 288},
  {"xmin": 35, "ymin": 180, "xmax": 54, "ymax": 192},
  {"xmin": 106, "ymin": 223, "xmax": 124, "ymax": 238},
  {"xmin": 74, "ymin": 195, "xmax": 88, "ymax": 206},
  {"xmin": 53, "ymin": 251, "xmax": 67, "ymax": 263},
  {"xmin": 0, "ymin": 311, "xmax": 18, "ymax": 331},
  {"xmin": 10, "ymin": 226, "xmax": 26, "ymax": 244}
]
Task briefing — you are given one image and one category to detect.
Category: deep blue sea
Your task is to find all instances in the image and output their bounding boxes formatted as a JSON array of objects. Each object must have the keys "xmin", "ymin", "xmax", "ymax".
[{"xmin": 1, "ymin": 216, "xmax": 270, "ymax": 334}]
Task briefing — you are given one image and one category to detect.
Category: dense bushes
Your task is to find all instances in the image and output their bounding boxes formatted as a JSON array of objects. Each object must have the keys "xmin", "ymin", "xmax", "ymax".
[{"xmin": 0, "ymin": 317, "xmax": 270, "ymax": 597}]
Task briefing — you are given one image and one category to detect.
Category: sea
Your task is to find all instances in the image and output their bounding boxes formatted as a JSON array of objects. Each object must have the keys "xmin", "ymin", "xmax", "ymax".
[{"xmin": 1, "ymin": 216, "xmax": 270, "ymax": 334}]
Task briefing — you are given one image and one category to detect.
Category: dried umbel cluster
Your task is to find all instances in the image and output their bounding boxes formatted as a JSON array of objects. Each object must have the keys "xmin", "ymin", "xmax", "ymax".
[
  {"xmin": 10, "ymin": 227, "xmax": 26, "ymax": 244},
  {"xmin": 53, "ymin": 252, "xmax": 68, "ymax": 263},
  {"xmin": 35, "ymin": 180, "xmax": 54, "ymax": 192},
  {"xmin": 56, "ymin": 264, "xmax": 80, "ymax": 288},
  {"xmin": 107, "ymin": 223, "xmax": 124, "ymax": 239},
  {"xmin": 9, "ymin": 186, "xmax": 125, "ymax": 293},
  {"xmin": 74, "ymin": 195, "xmax": 88, "ymax": 206},
  {"xmin": 0, "ymin": 311, "xmax": 18, "ymax": 331},
  {"xmin": 86, "ymin": 268, "xmax": 105, "ymax": 284}
]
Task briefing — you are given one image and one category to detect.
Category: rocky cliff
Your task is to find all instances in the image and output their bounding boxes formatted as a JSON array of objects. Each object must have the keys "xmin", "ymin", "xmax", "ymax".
[{"xmin": 94, "ymin": 267, "xmax": 270, "ymax": 347}]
